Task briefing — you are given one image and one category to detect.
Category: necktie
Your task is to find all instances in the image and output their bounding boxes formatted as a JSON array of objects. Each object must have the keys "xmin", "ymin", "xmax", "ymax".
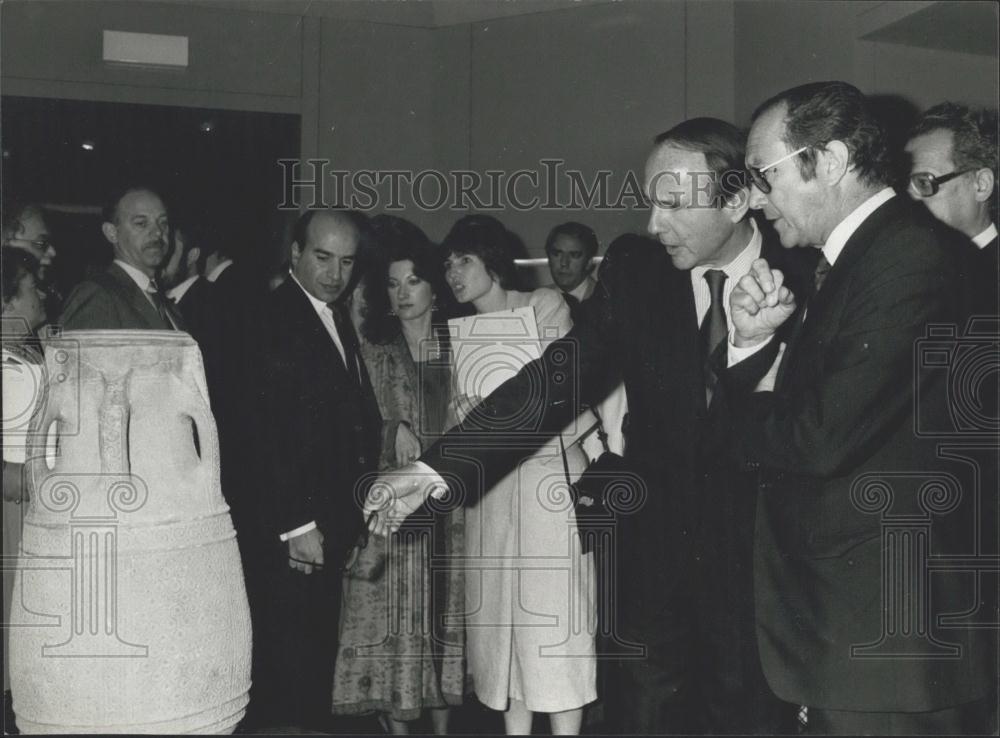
[
  {"xmin": 147, "ymin": 280, "xmax": 182, "ymax": 330},
  {"xmin": 814, "ymin": 255, "xmax": 832, "ymax": 293},
  {"xmin": 330, "ymin": 303, "xmax": 363, "ymax": 384},
  {"xmin": 700, "ymin": 269, "xmax": 728, "ymax": 406}
]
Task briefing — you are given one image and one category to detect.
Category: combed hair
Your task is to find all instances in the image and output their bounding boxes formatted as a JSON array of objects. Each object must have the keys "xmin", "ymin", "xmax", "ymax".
[
  {"xmin": 753, "ymin": 81, "xmax": 892, "ymax": 188},
  {"xmin": 910, "ymin": 102, "xmax": 998, "ymax": 177},
  {"xmin": 653, "ymin": 117, "xmax": 749, "ymax": 205},
  {"xmin": 544, "ymin": 221, "xmax": 599, "ymax": 259}
]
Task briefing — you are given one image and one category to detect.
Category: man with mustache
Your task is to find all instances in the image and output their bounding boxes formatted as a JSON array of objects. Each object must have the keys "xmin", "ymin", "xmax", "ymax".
[{"xmin": 59, "ymin": 186, "xmax": 181, "ymax": 330}]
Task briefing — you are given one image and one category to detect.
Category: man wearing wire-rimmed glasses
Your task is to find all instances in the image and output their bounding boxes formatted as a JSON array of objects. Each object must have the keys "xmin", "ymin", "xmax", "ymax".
[{"xmin": 725, "ymin": 81, "xmax": 994, "ymax": 736}]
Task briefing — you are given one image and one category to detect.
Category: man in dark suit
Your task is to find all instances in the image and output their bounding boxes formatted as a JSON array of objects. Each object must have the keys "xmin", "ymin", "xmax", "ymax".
[
  {"xmin": 247, "ymin": 208, "xmax": 382, "ymax": 732},
  {"xmin": 544, "ymin": 221, "xmax": 600, "ymax": 320},
  {"xmin": 905, "ymin": 102, "xmax": 997, "ymax": 317},
  {"xmin": 59, "ymin": 186, "xmax": 180, "ymax": 330},
  {"xmin": 727, "ymin": 81, "xmax": 995, "ymax": 735},
  {"xmin": 367, "ymin": 118, "xmax": 804, "ymax": 733}
]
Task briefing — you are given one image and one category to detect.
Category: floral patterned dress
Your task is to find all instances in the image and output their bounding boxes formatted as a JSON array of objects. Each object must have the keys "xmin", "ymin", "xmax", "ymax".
[{"xmin": 332, "ymin": 331, "xmax": 465, "ymax": 721}]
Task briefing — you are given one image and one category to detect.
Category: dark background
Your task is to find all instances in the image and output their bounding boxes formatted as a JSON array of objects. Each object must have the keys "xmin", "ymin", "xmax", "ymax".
[{"xmin": 1, "ymin": 95, "xmax": 299, "ymax": 295}]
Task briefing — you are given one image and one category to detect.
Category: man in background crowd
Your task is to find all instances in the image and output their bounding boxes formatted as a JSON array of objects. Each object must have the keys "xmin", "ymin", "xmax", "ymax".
[
  {"xmin": 905, "ymin": 102, "xmax": 998, "ymax": 315},
  {"xmin": 544, "ymin": 221, "xmax": 599, "ymax": 318},
  {"xmin": 58, "ymin": 186, "xmax": 181, "ymax": 331},
  {"xmin": 2, "ymin": 202, "xmax": 60, "ymax": 317}
]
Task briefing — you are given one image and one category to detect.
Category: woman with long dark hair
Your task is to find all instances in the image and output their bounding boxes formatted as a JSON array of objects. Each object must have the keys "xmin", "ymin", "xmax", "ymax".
[{"xmin": 332, "ymin": 215, "xmax": 465, "ymax": 734}]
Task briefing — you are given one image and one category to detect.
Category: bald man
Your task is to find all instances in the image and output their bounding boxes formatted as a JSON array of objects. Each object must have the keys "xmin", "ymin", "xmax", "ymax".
[{"xmin": 246, "ymin": 209, "xmax": 382, "ymax": 731}]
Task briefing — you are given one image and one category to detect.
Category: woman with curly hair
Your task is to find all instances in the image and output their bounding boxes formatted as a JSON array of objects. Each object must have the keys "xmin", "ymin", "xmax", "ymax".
[{"xmin": 332, "ymin": 215, "xmax": 465, "ymax": 734}]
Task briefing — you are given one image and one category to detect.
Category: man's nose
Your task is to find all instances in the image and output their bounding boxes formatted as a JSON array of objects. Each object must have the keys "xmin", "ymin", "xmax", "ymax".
[
  {"xmin": 647, "ymin": 208, "xmax": 664, "ymax": 235},
  {"xmin": 748, "ymin": 185, "xmax": 768, "ymax": 210},
  {"xmin": 559, "ymin": 255, "xmax": 571, "ymax": 268}
]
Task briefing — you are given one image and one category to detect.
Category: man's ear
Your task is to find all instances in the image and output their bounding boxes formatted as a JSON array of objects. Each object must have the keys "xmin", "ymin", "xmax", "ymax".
[
  {"xmin": 820, "ymin": 141, "xmax": 851, "ymax": 184},
  {"xmin": 186, "ymin": 247, "xmax": 202, "ymax": 272},
  {"xmin": 973, "ymin": 168, "xmax": 995, "ymax": 204},
  {"xmin": 290, "ymin": 241, "xmax": 302, "ymax": 270},
  {"xmin": 101, "ymin": 222, "xmax": 118, "ymax": 245},
  {"xmin": 722, "ymin": 185, "xmax": 751, "ymax": 224}
]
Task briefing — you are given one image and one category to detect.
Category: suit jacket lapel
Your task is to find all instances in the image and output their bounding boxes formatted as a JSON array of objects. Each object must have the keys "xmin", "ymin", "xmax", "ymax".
[
  {"xmin": 284, "ymin": 281, "xmax": 358, "ymax": 384},
  {"xmin": 107, "ymin": 263, "xmax": 169, "ymax": 328},
  {"xmin": 774, "ymin": 196, "xmax": 901, "ymax": 389}
]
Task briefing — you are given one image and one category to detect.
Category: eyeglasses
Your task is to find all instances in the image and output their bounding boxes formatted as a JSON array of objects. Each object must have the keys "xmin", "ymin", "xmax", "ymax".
[
  {"xmin": 8, "ymin": 237, "xmax": 55, "ymax": 252},
  {"xmin": 908, "ymin": 169, "xmax": 975, "ymax": 198},
  {"xmin": 748, "ymin": 146, "xmax": 810, "ymax": 194}
]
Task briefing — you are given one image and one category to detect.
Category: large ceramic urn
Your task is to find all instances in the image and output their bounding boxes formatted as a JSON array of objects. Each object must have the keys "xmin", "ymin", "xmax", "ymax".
[{"xmin": 9, "ymin": 331, "xmax": 251, "ymax": 734}]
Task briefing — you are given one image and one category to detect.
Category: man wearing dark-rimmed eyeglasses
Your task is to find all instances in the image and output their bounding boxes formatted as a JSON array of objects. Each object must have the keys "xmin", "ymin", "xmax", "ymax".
[{"xmin": 905, "ymin": 102, "xmax": 997, "ymax": 317}]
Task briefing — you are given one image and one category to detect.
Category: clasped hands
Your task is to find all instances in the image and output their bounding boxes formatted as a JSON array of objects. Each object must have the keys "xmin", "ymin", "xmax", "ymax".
[
  {"xmin": 362, "ymin": 464, "xmax": 448, "ymax": 538},
  {"xmin": 729, "ymin": 258, "xmax": 797, "ymax": 347}
]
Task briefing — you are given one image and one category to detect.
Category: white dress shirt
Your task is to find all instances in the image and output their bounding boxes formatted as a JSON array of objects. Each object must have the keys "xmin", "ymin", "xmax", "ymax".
[
  {"xmin": 115, "ymin": 259, "xmax": 155, "ymax": 300},
  {"xmin": 972, "ymin": 223, "xmax": 998, "ymax": 249},
  {"xmin": 691, "ymin": 218, "xmax": 762, "ymax": 327},
  {"xmin": 206, "ymin": 258, "xmax": 234, "ymax": 282},
  {"xmin": 116, "ymin": 259, "xmax": 180, "ymax": 329},
  {"xmin": 167, "ymin": 275, "xmax": 199, "ymax": 303},
  {"xmin": 727, "ymin": 188, "xmax": 896, "ymax": 390}
]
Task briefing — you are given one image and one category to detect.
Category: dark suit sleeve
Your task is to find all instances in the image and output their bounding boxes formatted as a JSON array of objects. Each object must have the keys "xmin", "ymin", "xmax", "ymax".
[
  {"xmin": 420, "ymin": 246, "xmax": 628, "ymax": 504},
  {"xmin": 253, "ymin": 325, "xmax": 332, "ymax": 539},
  {"xmin": 727, "ymin": 228, "xmax": 958, "ymax": 478}
]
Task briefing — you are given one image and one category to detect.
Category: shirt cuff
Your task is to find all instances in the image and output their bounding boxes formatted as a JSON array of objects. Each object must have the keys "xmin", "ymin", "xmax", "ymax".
[
  {"xmin": 754, "ymin": 342, "xmax": 786, "ymax": 393},
  {"xmin": 279, "ymin": 520, "xmax": 317, "ymax": 542},
  {"xmin": 727, "ymin": 330, "xmax": 773, "ymax": 367},
  {"xmin": 412, "ymin": 460, "xmax": 449, "ymax": 499}
]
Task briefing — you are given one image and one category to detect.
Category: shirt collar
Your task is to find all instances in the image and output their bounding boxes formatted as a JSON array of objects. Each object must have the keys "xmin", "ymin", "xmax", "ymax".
[
  {"xmin": 114, "ymin": 259, "xmax": 154, "ymax": 292},
  {"xmin": 207, "ymin": 259, "xmax": 234, "ymax": 282},
  {"xmin": 289, "ymin": 270, "xmax": 332, "ymax": 315},
  {"xmin": 972, "ymin": 223, "xmax": 998, "ymax": 249},
  {"xmin": 822, "ymin": 188, "xmax": 895, "ymax": 266},
  {"xmin": 691, "ymin": 218, "xmax": 762, "ymax": 284},
  {"xmin": 566, "ymin": 274, "xmax": 596, "ymax": 301},
  {"xmin": 167, "ymin": 275, "xmax": 199, "ymax": 302}
]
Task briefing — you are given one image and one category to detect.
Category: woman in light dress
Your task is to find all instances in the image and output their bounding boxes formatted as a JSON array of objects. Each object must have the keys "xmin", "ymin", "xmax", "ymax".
[
  {"xmin": 441, "ymin": 215, "xmax": 597, "ymax": 735},
  {"xmin": 2, "ymin": 250, "xmax": 48, "ymax": 728}
]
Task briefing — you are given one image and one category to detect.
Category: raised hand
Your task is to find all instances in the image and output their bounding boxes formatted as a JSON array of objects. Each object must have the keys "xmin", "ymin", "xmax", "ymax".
[{"xmin": 730, "ymin": 258, "xmax": 796, "ymax": 347}]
